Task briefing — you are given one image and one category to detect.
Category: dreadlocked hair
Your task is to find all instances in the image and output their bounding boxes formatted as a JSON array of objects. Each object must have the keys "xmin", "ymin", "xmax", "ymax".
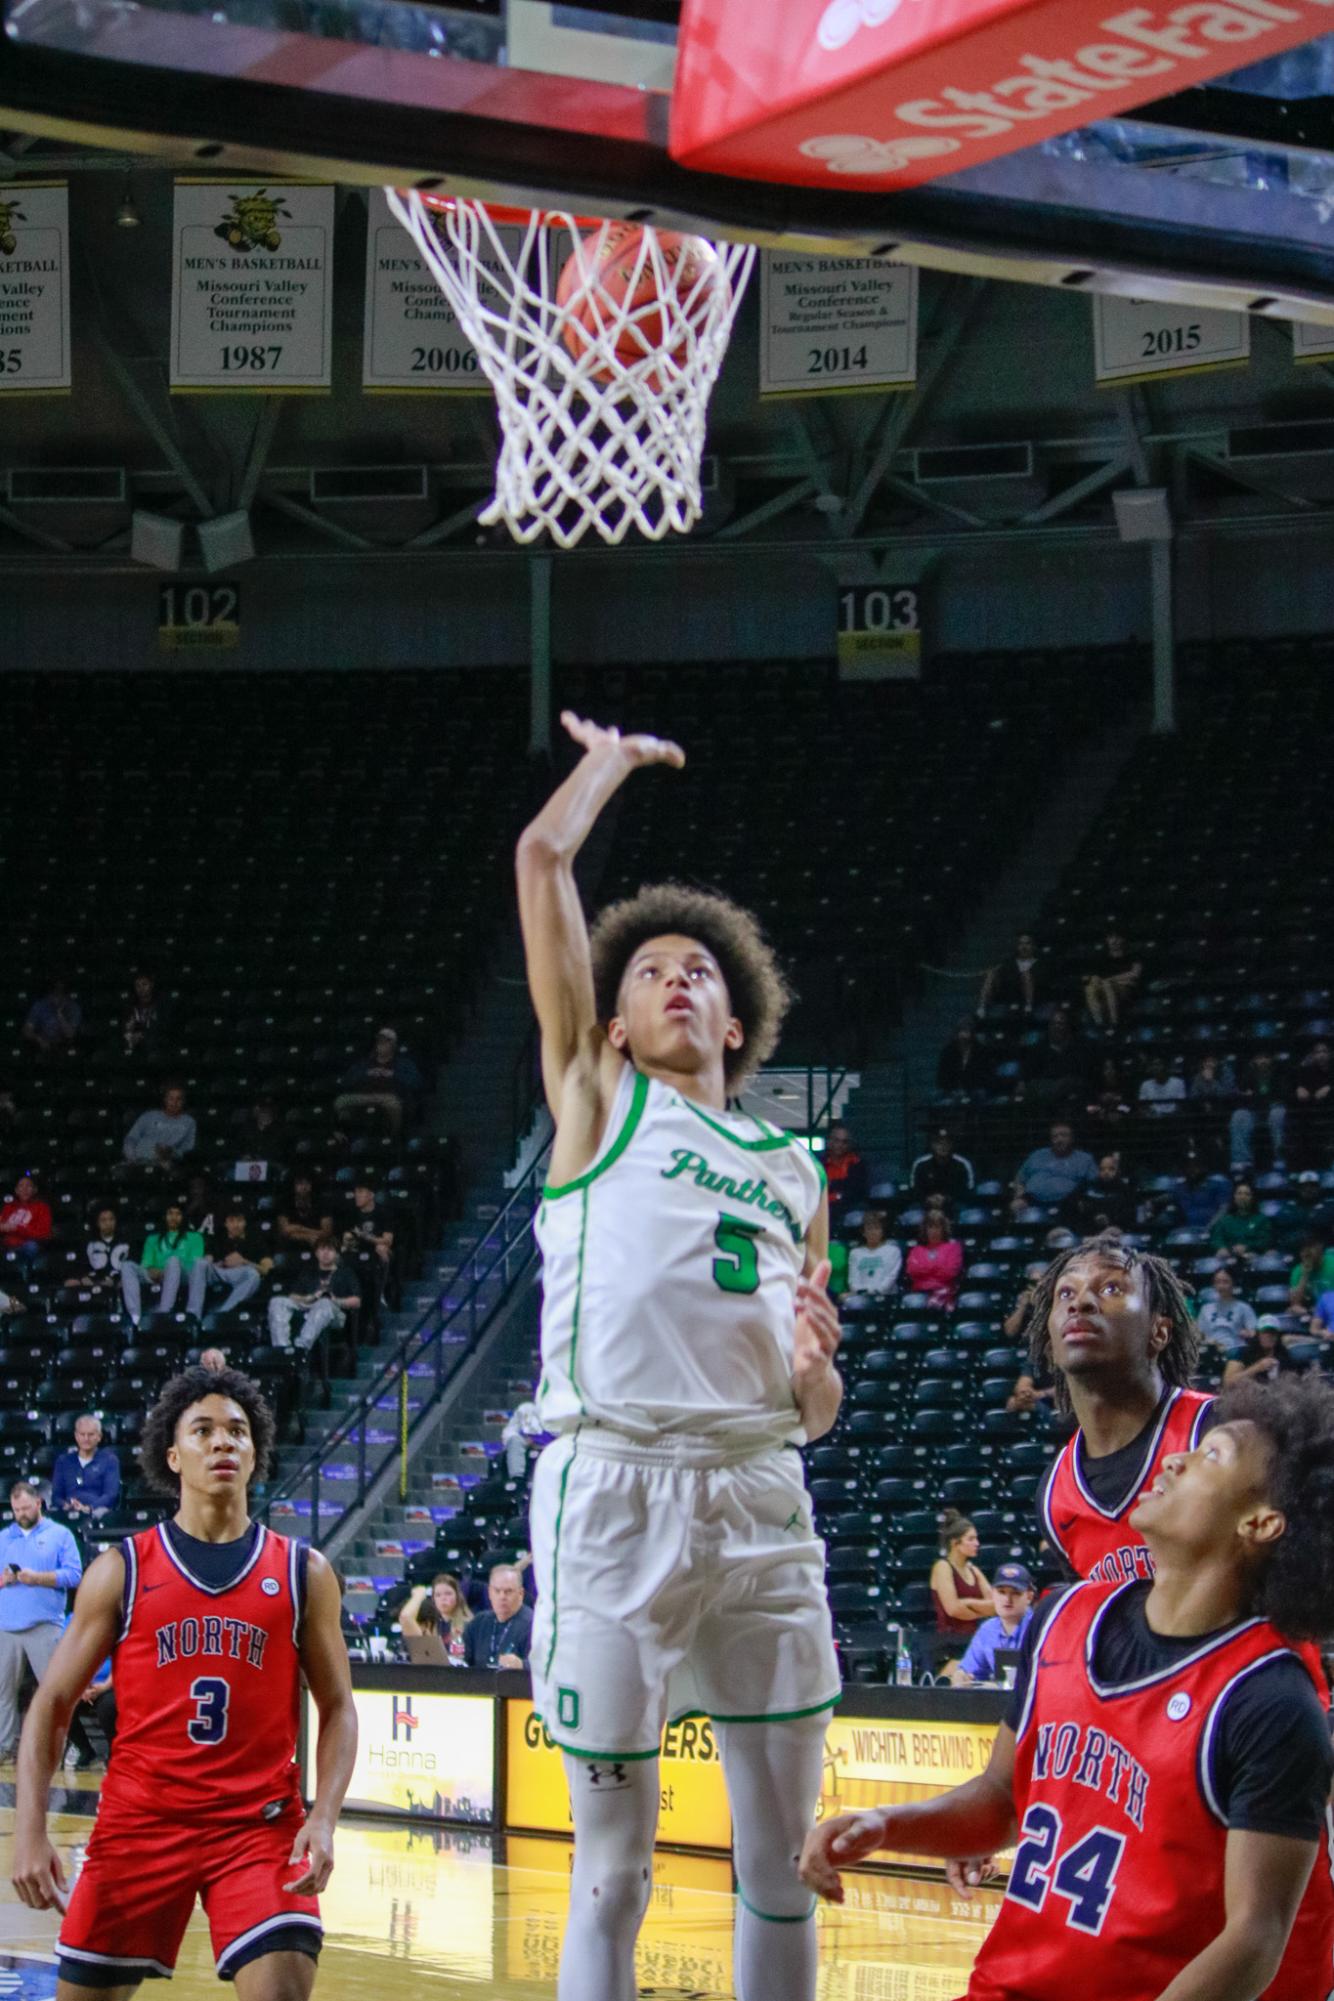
[
  {"xmin": 1024, "ymin": 1229, "xmax": 1200, "ymax": 1417},
  {"xmin": 139, "ymin": 1364, "xmax": 276, "ymax": 1496},
  {"xmin": 588, "ymin": 881, "xmax": 792, "ymax": 1092},
  {"xmin": 1213, "ymin": 1375, "xmax": 1334, "ymax": 1642}
]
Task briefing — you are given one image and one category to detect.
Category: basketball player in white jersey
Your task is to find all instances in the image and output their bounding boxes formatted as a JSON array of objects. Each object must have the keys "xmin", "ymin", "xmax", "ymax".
[{"xmin": 517, "ymin": 712, "xmax": 843, "ymax": 2001}]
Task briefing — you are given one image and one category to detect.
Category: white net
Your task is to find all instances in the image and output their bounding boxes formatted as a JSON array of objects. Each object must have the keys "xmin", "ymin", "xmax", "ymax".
[{"xmin": 386, "ymin": 190, "xmax": 755, "ymax": 549}]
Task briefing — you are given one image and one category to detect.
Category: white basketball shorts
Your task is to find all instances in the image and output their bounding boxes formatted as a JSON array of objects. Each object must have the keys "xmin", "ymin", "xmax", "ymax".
[{"xmin": 528, "ymin": 1427, "xmax": 841, "ymax": 1758}]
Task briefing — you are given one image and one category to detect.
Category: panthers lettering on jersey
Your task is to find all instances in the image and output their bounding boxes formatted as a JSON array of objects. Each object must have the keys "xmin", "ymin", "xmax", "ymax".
[
  {"xmin": 1040, "ymin": 1388, "xmax": 1214, "ymax": 1584},
  {"xmin": 106, "ymin": 1522, "xmax": 306, "ymax": 1818},
  {"xmin": 534, "ymin": 1067, "xmax": 825, "ymax": 1446},
  {"xmin": 969, "ymin": 1581, "xmax": 1301, "ymax": 2001}
]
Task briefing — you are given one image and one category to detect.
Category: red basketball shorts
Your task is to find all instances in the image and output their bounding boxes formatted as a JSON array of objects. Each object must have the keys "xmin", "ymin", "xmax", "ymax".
[{"xmin": 57, "ymin": 1794, "xmax": 322, "ymax": 1985}]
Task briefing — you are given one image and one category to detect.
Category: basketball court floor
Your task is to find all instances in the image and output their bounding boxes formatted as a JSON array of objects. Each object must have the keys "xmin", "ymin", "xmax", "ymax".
[{"xmin": 0, "ymin": 1788, "xmax": 998, "ymax": 2000}]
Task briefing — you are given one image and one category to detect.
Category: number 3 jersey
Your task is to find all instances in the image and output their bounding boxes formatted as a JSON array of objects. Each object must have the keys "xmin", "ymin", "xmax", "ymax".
[
  {"xmin": 104, "ymin": 1521, "xmax": 307, "ymax": 1819},
  {"xmin": 534, "ymin": 1067, "xmax": 825, "ymax": 1447},
  {"xmin": 969, "ymin": 1579, "xmax": 1316, "ymax": 2001}
]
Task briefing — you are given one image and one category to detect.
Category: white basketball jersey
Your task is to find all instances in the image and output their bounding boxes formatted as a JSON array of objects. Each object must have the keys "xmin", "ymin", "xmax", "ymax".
[{"xmin": 534, "ymin": 1067, "xmax": 826, "ymax": 1447}]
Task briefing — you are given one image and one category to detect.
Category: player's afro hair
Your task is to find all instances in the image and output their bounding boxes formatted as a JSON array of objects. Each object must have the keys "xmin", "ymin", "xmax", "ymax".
[
  {"xmin": 139, "ymin": 1364, "xmax": 277, "ymax": 1496},
  {"xmin": 589, "ymin": 881, "xmax": 791, "ymax": 1092},
  {"xmin": 1214, "ymin": 1374, "xmax": 1334, "ymax": 1643},
  {"xmin": 1024, "ymin": 1229, "xmax": 1200, "ymax": 1416}
]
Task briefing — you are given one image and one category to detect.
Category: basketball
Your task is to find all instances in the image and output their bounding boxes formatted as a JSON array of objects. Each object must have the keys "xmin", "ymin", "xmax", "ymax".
[{"xmin": 556, "ymin": 223, "xmax": 723, "ymax": 384}]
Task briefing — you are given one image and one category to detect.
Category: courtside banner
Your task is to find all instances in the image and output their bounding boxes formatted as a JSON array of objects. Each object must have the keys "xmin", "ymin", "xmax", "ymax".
[
  {"xmin": 0, "ymin": 183, "xmax": 70, "ymax": 394},
  {"xmin": 671, "ymin": 0, "xmax": 1334, "ymax": 193},
  {"xmin": 505, "ymin": 1701, "xmax": 733, "ymax": 1851}
]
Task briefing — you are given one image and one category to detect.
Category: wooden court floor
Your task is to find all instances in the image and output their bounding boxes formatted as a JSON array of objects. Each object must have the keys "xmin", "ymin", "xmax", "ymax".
[{"xmin": 0, "ymin": 1785, "xmax": 999, "ymax": 2000}]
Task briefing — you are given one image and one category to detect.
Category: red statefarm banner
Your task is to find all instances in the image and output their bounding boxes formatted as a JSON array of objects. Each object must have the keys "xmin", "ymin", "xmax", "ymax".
[{"xmin": 670, "ymin": 0, "xmax": 1334, "ymax": 192}]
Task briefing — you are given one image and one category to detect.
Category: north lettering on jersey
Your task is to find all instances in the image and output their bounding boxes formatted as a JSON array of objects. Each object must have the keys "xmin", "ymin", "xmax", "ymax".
[
  {"xmin": 1033, "ymin": 1718, "xmax": 1150, "ymax": 1830},
  {"xmin": 659, "ymin": 1146, "xmax": 803, "ymax": 1243},
  {"xmin": 155, "ymin": 1615, "xmax": 269, "ymax": 1669},
  {"xmin": 1088, "ymin": 1546, "xmax": 1155, "ymax": 1585}
]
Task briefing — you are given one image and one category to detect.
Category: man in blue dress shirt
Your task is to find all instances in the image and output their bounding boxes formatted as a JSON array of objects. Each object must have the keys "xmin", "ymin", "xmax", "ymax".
[
  {"xmin": 49, "ymin": 1415, "xmax": 120, "ymax": 1522},
  {"xmin": 945, "ymin": 1562, "xmax": 1036, "ymax": 1685},
  {"xmin": 0, "ymin": 1481, "xmax": 82, "ymax": 1761}
]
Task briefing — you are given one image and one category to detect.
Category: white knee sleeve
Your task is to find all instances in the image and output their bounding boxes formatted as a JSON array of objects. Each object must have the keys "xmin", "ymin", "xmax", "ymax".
[
  {"xmin": 719, "ymin": 1715, "xmax": 826, "ymax": 1919},
  {"xmin": 559, "ymin": 1753, "xmax": 660, "ymax": 2001}
]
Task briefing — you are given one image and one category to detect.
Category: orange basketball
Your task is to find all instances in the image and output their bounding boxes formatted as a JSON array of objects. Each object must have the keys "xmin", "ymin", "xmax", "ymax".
[{"xmin": 556, "ymin": 223, "xmax": 723, "ymax": 384}]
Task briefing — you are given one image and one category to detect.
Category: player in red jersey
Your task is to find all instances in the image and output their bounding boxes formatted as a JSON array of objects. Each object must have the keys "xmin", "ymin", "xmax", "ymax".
[
  {"xmin": 801, "ymin": 1375, "xmax": 1334, "ymax": 2001},
  {"xmin": 12, "ymin": 1366, "xmax": 358, "ymax": 2001}
]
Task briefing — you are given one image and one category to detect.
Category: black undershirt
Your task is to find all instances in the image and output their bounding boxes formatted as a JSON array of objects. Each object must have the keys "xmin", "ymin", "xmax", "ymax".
[
  {"xmin": 1005, "ymin": 1581, "xmax": 1333, "ymax": 1839},
  {"xmin": 1038, "ymin": 1394, "xmax": 1222, "ymax": 1562},
  {"xmin": 162, "ymin": 1517, "xmax": 264, "ymax": 1589}
]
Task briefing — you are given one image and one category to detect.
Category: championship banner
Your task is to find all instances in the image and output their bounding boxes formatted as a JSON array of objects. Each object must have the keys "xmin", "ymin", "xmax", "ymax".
[
  {"xmin": 760, "ymin": 252, "xmax": 916, "ymax": 396},
  {"xmin": 363, "ymin": 187, "xmax": 495, "ymax": 392},
  {"xmin": 0, "ymin": 183, "xmax": 70, "ymax": 394},
  {"xmin": 671, "ymin": 0, "xmax": 1334, "ymax": 194},
  {"xmin": 505, "ymin": 1702, "xmax": 732, "ymax": 1851},
  {"xmin": 1293, "ymin": 321, "xmax": 1334, "ymax": 362},
  {"xmin": 170, "ymin": 182, "xmax": 334, "ymax": 392},
  {"xmin": 1093, "ymin": 294, "xmax": 1249, "ymax": 385},
  {"xmin": 315, "ymin": 1687, "xmax": 496, "ymax": 1822}
]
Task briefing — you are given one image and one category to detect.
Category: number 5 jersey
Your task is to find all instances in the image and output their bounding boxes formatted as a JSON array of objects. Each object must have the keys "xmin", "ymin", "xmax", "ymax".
[
  {"xmin": 534, "ymin": 1066, "xmax": 826, "ymax": 1447},
  {"xmin": 106, "ymin": 1519, "xmax": 306, "ymax": 1818}
]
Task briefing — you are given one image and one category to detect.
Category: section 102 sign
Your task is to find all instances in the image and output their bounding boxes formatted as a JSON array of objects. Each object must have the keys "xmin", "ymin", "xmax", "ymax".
[{"xmin": 836, "ymin": 584, "xmax": 921, "ymax": 680}]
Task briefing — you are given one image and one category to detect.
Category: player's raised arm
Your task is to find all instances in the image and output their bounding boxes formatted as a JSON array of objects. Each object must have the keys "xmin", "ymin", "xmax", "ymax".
[
  {"xmin": 12, "ymin": 1548, "xmax": 124, "ymax": 1911},
  {"xmin": 289, "ymin": 1548, "xmax": 358, "ymax": 1896},
  {"xmin": 516, "ymin": 712, "xmax": 684, "ymax": 1120},
  {"xmin": 793, "ymin": 1195, "xmax": 843, "ymax": 1443}
]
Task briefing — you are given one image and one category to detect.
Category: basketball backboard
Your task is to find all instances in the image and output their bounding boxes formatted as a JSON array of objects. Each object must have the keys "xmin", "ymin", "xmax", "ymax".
[{"xmin": 3, "ymin": 0, "xmax": 1334, "ymax": 320}]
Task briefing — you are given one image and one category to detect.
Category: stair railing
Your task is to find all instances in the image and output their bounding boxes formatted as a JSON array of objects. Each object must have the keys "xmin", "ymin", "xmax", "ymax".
[{"xmin": 263, "ymin": 1138, "xmax": 550, "ymax": 1549}]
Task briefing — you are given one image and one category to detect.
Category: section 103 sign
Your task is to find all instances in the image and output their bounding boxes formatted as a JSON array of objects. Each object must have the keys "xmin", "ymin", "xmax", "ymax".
[{"xmin": 836, "ymin": 583, "xmax": 921, "ymax": 680}]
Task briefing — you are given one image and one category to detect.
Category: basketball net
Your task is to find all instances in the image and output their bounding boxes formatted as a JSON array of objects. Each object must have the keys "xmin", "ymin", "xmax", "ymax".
[{"xmin": 386, "ymin": 191, "xmax": 755, "ymax": 549}]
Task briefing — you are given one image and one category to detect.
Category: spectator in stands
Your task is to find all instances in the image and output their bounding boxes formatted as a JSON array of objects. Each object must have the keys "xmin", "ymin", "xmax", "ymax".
[
  {"xmin": 1222, "ymin": 1314, "xmax": 1296, "ymax": 1387},
  {"xmin": 334, "ymin": 1027, "xmax": 423, "ymax": 1138},
  {"xmin": 942, "ymin": 1564, "xmax": 1036, "ymax": 1685},
  {"xmin": 0, "ymin": 1175, "xmax": 52, "ymax": 1260},
  {"xmin": 929, "ymin": 1512, "xmax": 993, "ymax": 1636},
  {"xmin": 1003, "ymin": 1263, "xmax": 1046, "ymax": 1342},
  {"xmin": 846, "ymin": 1210, "xmax": 902, "ymax": 1299},
  {"xmin": 120, "ymin": 1082, "xmax": 196, "ymax": 1175},
  {"xmin": 0, "ymin": 1285, "xmax": 27, "ymax": 1321},
  {"xmin": 267, "ymin": 1235, "xmax": 360, "ymax": 1356},
  {"xmin": 120, "ymin": 1201, "xmax": 205, "ymax": 1327},
  {"xmin": 501, "ymin": 1400, "xmax": 545, "ymax": 1481},
  {"xmin": 1164, "ymin": 1144, "xmax": 1234, "ymax": 1231},
  {"xmin": 1085, "ymin": 1055, "xmax": 1132, "ymax": 1117},
  {"xmin": 1273, "ymin": 1173, "xmax": 1334, "ymax": 1257},
  {"xmin": 1290, "ymin": 1238, "xmax": 1334, "ymax": 1316},
  {"xmin": 1229, "ymin": 1053, "xmax": 1288, "ymax": 1173},
  {"xmin": 188, "ymin": 1206, "xmax": 268, "ymax": 1320},
  {"xmin": 1066, "ymin": 1150, "xmax": 1136, "ymax": 1235},
  {"xmin": 63, "ymin": 1207, "xmax": 130, "ymax": 1299},
  {"xmin": 398, "ymin": 1572, "xmax": 472, "ymax": 1664},
  {"xmin": 232, "ymin": 1092, "xmax": 284, "ymax": 1170},
  {"xmin": 1197, "ymin": 1266, "xmax": 1258, "ymax": 1355},
  {"xmin": 276, "ymin": 1172, "xmax": 335, "ymax": 1258},
  {"xmin": 121, "ymin": 972, "xmax": 170, "ymax": 1063},
  {"xmin": 1006, "ymin": 1360, "xmax": 1055, "ymax": 1416},
  {"xmin": 905, "ymin": 1211, "xmax": 964, "ymax": 1310},
  {"xmin": 1188, "ymin": 1053, "xmax": 1236, "ymax": 1108},
  {"xmin": 22, "ymin": 979, "xmax": 82, "ymax": 1057},
  {"xmin": 1311, "ymin": 1287, "xmax": 1334, "ymax": 1344},
  {"xmin": 977, "ymin": 932, "xmax": 1039, "ymax": 1017},
  {"xmin": 1011, "ymin": 1121, "xmax": 1097, "ymax": 1213},
  {"xmin": 1018, "ymin": 1008, "xmax": 1087, "ymax": 1110},
  {"xmin": 0, "ymin": 1481, "xmax": 82, "ymax": 1762},
  {"xmin": 823, "ymin": 1122, "xmax": 869, "ymax": 1229},
  {"xmin": 1137, "ymin": 1054, "xmax": 1185, "ymax": 1117},
  {"xmin": 341, "ymin": 1178, "xmax": 395, "ymax": 1269},
  {"xmin": 1082, "ymin": 927, "xmax": 1143, "ymax": 1032},
  {"xmin": 935, "ymin": 1020, "xmax": 989, "ymax": 1101},
  {"xmin": 183, "ymin": 1172, "xmax": 220, "ymax": 1238},
  {"xmin": 1208, "ymin": 1180, "xmax": 1272, "ymax": 1264},
  {"xmin": 462, "ymin": 1563, "xmax": 533, "ymax": 1670},
  {"xmin": 910, "ymin": 1129, "xmax": 975, "ymax": 1206},
  {"xmin": 1290, "ymin": 1040, "xmax": 1334, "ymax": 1171},
  {"xmin": 49, "ymin": 1414, "xmax": 120, "ymax": 1521}
]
